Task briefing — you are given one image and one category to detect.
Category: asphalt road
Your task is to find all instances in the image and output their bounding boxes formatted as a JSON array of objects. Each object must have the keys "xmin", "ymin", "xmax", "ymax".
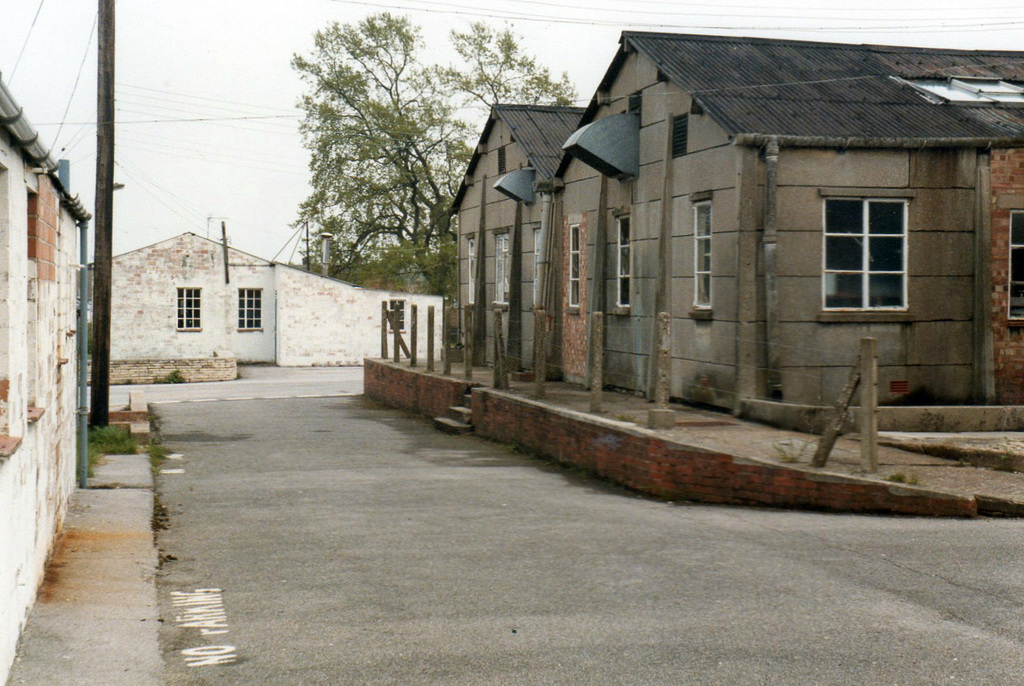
[{"xmin": 152, "ymin": 373, "xmax": 1024, "ymax": 685}]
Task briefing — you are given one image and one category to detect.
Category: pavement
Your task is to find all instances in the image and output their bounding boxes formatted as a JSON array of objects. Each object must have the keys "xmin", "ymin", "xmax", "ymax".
[{"xmin": 6, "ymin": 453, "xmax": 162, "ymax": 685}]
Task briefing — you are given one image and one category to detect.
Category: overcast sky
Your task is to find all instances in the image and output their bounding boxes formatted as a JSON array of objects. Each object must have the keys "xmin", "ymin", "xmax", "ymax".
[{"xmin": 2, "ymin": 0, "xmax": 1023, "ymax": 263}]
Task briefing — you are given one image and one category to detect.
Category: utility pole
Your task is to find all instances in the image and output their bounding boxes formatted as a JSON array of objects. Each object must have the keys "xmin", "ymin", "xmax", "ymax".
[
  {"xmin": 90, "ymin": 0, "xmax": 115, "ymax": 427},
  {"xmin": 221, "ymin": 221, "xmax": 230, "ymax": 284}
]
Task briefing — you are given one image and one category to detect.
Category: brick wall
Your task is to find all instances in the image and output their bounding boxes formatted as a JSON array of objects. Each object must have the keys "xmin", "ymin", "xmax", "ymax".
[
  {"xmin": 562, "ymin": 214, "xmax": 588, "ymax": 380},
  {"xmin": 364, "ymin": 358, "xmax": 477, "ymax": 419},
  {"xmin": 991, "ymin": 149, "xmax": 1024, "ymax": 403},
  {"xmin": 27, "ymin": 177, "xmax": 60, "ymax": 282}
]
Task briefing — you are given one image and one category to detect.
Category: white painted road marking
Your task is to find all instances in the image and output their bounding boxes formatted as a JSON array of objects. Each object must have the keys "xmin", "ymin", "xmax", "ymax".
[
  {"xmin": 172, "ymin": 588, "xmax": 237, "ymax": 667},
  {"xmin": 161, "ymin": 468, "xmax": 185, "ymax": 474}
]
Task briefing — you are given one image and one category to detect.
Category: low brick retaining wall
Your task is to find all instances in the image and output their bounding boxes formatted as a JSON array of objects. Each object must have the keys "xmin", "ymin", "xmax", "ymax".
[
  {"xmin": 364, "ymin": 358, "xmax": 478, "ymax": 419},
  {"xmin": 364, "ymin": 360, "xmax": 977, "ymax": 517},
  {"xmin": 90, "ymin": 356, "xmax": 237, "ymax": 385}
]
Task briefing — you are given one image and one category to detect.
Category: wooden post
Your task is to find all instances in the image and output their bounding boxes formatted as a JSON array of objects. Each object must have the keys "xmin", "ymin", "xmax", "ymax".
[
  {"xmin": 427, "ymin": 306, "xmax": 435, "ymax": 372},
  {"xmin": 590, "ymin": 312, "xmax": 604, "ymax": 413},
  {"xmin": 656, "ymin": 312, "xmax": 670, "ymax": 407},
  {"xmin": 464, "ymin": 305, "xmax": 474, "ymax": 381},
  {"xmin": 812, "ymin": 361, "xmax": 861, "ymax": 468},
  {"xmin": 410, "ymin": 304, "xmax": 418, "ymax": 367},
  {"xmin": 860, "ymin": 337, "xmax": 878, "ymax": 473},
  {"xmin": 392, "ymin": 310, "xmax": 400, "ymax": 364},
  {"xmin": 381, "ymin": 301, "xmax": 388, "ymax": 359},
  {"xmin": 494, "ymin": 308, "xmax": 508, "ymax": 390},
  {"xmin": 534, "ymin": 308, "xmax": 546, "ymax": 400},
  {"xmin": 442, "ymin": 300, "xmax": 451, "ymax": 376}
]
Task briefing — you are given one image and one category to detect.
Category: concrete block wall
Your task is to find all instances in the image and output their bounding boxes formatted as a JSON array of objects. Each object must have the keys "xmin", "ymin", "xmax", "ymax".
[{"xmin": 0, "ymin": 149, "xmax": 79, "ymax": 684}]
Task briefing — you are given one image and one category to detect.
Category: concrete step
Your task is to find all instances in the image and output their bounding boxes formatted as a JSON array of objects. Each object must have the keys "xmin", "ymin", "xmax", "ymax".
[
  {"xmin": 447, "ymin": 406, "xmax": 472, "ymax": 423},
  {"xmin": 433, "ymin": 416, "xmax": 473, "ymax": 435},
  {"xmin": 462, "ymin": 392, "xmax": 473, "ymax": 410}
]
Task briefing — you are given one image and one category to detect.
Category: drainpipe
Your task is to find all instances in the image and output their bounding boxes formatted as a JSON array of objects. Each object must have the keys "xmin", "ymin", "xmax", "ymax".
[
  {"xmin": 77, "ymin": 216, "xmax": 90, "ymax": 489},
  {"xmin": 763, "ymin": 138, "xmax": 782, "ymax": 399}
]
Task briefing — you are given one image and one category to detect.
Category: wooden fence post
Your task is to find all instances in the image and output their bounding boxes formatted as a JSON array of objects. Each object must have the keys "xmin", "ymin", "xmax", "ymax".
[
  {"xmin": 590, "ymin": 312, "xmax": 604, "ymax": 413},
  {"xmin": 427, "ymin": 306, "xmax": 435, "ymax": 372},
  {"xmin": 392, "ymin": 309, "xmax": 400, "ymax": 364},
  {"xmin": 494, "ymin": 308, "xmax": 508, "ymax": 390},
  {"xmin": 442, "ymin": 300, "xmax": 451, "ymax": 376},
  {"xmin": 812, "ymin": 353, "xmax": 862, "ymax": 468},
  {"xmin": 860, "ymin": 337, "xmax": 878, "ymax": 473},
  {"xmin": 647, "ymin": 312, "xmax": 675, "ymax": 429},
  {"xmin": 464, "ymin": 305, "xmax": 474, "ymax": 381},
  {"xmin": 381, "ymin": 301, "xmax": 388, "ymax": 359},
  {"xmin": 410, "ymin": 304, "xmax": 418, "ymax": 368},
  {"xmin": 533, "ymin": 308, "xmax": 546, "ymax": 400}
]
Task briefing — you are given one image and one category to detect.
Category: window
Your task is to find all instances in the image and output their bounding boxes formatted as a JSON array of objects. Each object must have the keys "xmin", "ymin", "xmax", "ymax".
[
  {"xmin": 1010, "ymin": 212, "xmax": 1024, "ymax": 318},
  {"xmin": 616, "ymin": 216, "xmax": 631, "ymax": 307},
  {"xmin": 495, "ymin": 233, "xmax": 510, "ymax": 304},
  {"xmin": 694, "ymin": 203, "xmax": 712, "ymax": 308},
  {"xmin": 238, "ymin": 288, "xmax": 262, "ymax": 330},
  {"xmin": 177, "ymin": 288, "xmax": 201, "ymax": 330},
  {"xmin": 533, "ymin": 228, "xmax": 543, "ymax": 306},
  {"xmin": 467, "ymin": 236, "xmax": 477, "ymax": 305},
  {"xmin": 672, "ymin": 115, "xmax": 689, "ymax": 158},
  {"xmin": 823, "ymin": 199, "xmax": 906, "ymax": 310},
  {"xmin": 388, "ymin": 299, "xmax": 406, "ymax": 332},
  {"xmin": 569, "ymin": 223, "xmax": 581, "ymax": 308}
]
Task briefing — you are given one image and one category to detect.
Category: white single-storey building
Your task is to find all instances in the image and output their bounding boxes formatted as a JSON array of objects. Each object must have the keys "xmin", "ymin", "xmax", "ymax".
[{"xmin": 111, "ymin": 233, "xmax": 442, "ymax": 375}]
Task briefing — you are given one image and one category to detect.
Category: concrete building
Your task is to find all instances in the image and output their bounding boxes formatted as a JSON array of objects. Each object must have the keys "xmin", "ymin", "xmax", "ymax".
[
  {"xmin": 459, "ymin": 32, "xmax": 1024, "ymax": 419},
  {"xmin": 111, "ymin": 233, "xmax": 442, "ymax": 378},
  {"xmin": 0, "ymin": 77, "xmax": 89, "ymax": 684},
  {"xmin": 453, "ymin": 104, "xmax": 584, "ymax": 373}
]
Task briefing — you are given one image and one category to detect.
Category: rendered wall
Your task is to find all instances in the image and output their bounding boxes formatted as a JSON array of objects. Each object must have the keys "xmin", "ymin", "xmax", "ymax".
[
  {"xmin": 0, "ymin": 147, "xmax": 79, "ymax": 685},
  {"xmin": 274, "ymin": 266, "xmax": 442, "ymax": 366}
]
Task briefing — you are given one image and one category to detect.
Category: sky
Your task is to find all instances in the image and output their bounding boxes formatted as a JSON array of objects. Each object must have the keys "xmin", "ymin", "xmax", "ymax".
[{"xmin": 2, "ymin": 0, "xmax": 1024, "ymax": 263}]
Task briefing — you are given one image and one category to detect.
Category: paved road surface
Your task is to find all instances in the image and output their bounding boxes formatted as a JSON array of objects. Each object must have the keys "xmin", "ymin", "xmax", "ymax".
[{"xmin": 152, "ymin": 380, "xmax": 1024, "ymax": 685}]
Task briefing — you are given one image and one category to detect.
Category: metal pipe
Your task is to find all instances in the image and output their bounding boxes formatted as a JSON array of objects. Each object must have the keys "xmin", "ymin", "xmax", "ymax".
[
  {"xmin": 77, "ymin": 217, "xmax": 90, "ymax": 489},
  {"xmin": 734, "ymin": 133, "xmax": 1024, "ymax": 150}
]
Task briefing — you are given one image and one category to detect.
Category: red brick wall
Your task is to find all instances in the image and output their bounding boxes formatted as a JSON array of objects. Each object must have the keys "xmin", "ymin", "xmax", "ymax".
[
  {"xmin": 561, "ymin": 214, "xmax": 588, "ymax": 379},
  {"xmin": 471, "ymin": 389, "xmax": 974, "ymax": 517},
  {"xmin": 364, "ymin": 359, "xmax": 478, "ymax": 419},
  {"xmin": 991, "ymin": 149, "xmax": 1024, "ymax": 403},
  {"xmin": 28, "ymin": 176, "xmax": 61, "ymax": 282}
]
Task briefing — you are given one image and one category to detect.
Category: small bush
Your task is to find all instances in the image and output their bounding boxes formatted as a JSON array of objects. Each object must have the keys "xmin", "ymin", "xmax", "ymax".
[
  {"xmin": 155, "ymin": 369, "xmax": 186, "ymax": 384},
  {"xmin": 885, "ymin": 472, "xmax": 919, "ymax": 485}
]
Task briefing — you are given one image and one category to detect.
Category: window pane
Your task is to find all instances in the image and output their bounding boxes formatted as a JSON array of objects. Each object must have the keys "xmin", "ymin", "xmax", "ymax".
[
  {"xmin": 1011, "ymin": 282, "xmax": 1024, "ymax": 318},
  {"xmin": 825, "ymin": 273, "xmax": 862, "ymax": 308},
  {"xmin": 825, "ymin": 236, "xmax": 863, "ymax": 270},
  {"xmin": 619, "ymin": 278, "xmax": 630, "ymax": 306},
  {"xmin": 868, "ymin": 202, "xmax": 903, "ymax": 234},
  {"xmin": 825, "ymin": 200, "xmax": 861, "ymax": 234},
  {"xmin": 696, "ymin": 274, "xmax": 710, "ymax": 307},
  {"xmin": 1013, "ymin": 214, "xmax": 1024, "ymax": 245},
  {"xmin": 869, "ymin": 236, "xmax": 903, "ymax": 271},
  {"xmin": 869, "ymin": 273, "xmax": 903, "ymax": 307},
  {"xmin": 696, "ymin": 205, "xmax": 711, "ymax": 237},
  {"xmin": 697, "ymin": 242, "xmax": 711, "ymax": 272},
  {"xmin": 1012, "ymin": 248, "xmax": 1024, "ymax": 286}
]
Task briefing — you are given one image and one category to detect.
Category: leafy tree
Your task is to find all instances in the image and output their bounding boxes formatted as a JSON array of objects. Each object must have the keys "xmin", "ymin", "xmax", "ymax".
[{"xmin": 293, "ymin": 15, "xmax": 576, "ymax": 297}]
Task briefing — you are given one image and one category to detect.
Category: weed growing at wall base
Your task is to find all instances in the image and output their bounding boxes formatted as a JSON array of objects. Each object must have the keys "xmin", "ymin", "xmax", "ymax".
[{"xmin": 87, "ymin": 426, "xmax": 138, "ymax": 476}]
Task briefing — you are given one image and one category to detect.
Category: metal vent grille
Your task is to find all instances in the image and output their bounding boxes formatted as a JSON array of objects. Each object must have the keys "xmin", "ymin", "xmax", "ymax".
[{"xmin": 672, "ymin": 115, "xmax": 688, "ymax": 158}]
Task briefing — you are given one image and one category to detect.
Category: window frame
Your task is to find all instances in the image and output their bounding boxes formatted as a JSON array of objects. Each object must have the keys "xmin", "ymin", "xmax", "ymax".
[
  {"xmin": 822, "ymin": 198, "xmax": 908, "ymax": 311},
  {"xmin": 694, "ymin": 202, "xmax": 712, "ymax": 309},
  {"xmin": 466, "ymin": 236, "xmax": 477, "ymax": 306},
  {"xmin": 569, "ymin": 223, "xmax": 581, "ymax": 308},
  {"xmin": 177, "ymin": 287, "xmax": 202, "ymax": 331},
  {"xmin": 616, "ymin": 216, "xmax": 631, "ymax": 308},
  {"xmin": 237, "ymin": 288, "xmax": 263, "ymax": 331},
  {"xmin": 388, "ymin": 299, "xmax": 406, "ymax": 333},
  {"xmin": 1009, "ymin": 211, "xmax": 1024, "ymax": 319},
  {"xmin": 494, "ymin": 232, "xmax": 510, "ymax": 304}
]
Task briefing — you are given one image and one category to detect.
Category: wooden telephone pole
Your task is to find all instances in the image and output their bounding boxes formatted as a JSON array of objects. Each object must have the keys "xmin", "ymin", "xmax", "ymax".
[{"xmin": 90, "ymin": 0, "xmax": 115, "ymax": 426}]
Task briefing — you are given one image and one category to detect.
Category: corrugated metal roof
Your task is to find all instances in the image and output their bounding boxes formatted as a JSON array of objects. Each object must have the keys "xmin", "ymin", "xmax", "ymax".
[
  {"xmin": 494, "ymin": 105, "xmax": 584, "ymax": 179},
  {"xmin": 623, "ymin": 32, "xmax": 1024, "ymax": 142}
]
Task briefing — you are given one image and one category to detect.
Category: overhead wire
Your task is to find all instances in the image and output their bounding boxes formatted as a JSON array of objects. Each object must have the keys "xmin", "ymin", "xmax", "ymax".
[
  {"xmin": 8, "ymin": 0, "xmax": 46, "ymax": 85},
  {"xmin": 52, "ymin": 9, "xmax": 98, "ymax": 153}
]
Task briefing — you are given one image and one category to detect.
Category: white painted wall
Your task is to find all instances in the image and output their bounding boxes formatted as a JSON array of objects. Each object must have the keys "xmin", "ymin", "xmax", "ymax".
[
  {"xmin": 0, "ymin": 142, "xmax": 79, "ymax": 685},
  {"xmin": 112, "ymin": 234, "xmax": 443, "ymax": 368},
  {"xmin": 275, "ymin": 265, "xmax": 443, "ymax": 366}
]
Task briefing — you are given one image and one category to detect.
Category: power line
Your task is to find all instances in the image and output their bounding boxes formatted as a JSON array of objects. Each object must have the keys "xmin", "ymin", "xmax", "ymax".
[
  {"xmin": 52, "ymin": 9, "xmax": 98, "ymax": 152},
  {"xmin": 8, "ymin": 0, "xmax": 46, "ymax": 85}
]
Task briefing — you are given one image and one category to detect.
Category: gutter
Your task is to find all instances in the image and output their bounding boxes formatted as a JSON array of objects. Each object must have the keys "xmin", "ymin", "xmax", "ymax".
[{"xmin": 734, "ymin": 133, "xmax": 1024, "ymax": 150}]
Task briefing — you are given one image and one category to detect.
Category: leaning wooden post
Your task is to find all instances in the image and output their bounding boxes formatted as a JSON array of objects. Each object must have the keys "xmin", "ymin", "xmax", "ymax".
[
  {"xmin": 410, "ymin": 304, "xmax": 419, "ymax": 368},
  {"xmin": 533, "ymin": 308, "xmax": 546, "ymax": 400},
  {"xmin": 812, "ymin": 358, "xmax": 861, "ymax": 468},
  {"xmin": 427, "ymin": 306, "xmax": 435, "ymax": 372},
  {"xmin": 590, "ymin": 312, "xmax": 604, "ymax": 413},
  {"xmin": 442, "ymin": 300, "xmax": 451, "ymax": 376},
  {"xmin": 381, "ymin": 301, "xmax": 388, "ymax": 359},
  {"xmin": 463, "ymin": 305, "xmax": 474, "ymax": 381},
  {"xmin": 860, "ymin": 337, "xmax": 878, "ymax": 474}
]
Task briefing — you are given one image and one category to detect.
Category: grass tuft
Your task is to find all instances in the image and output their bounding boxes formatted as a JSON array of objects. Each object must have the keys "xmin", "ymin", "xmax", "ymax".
[{"xmin": 87, "ymin": 426, "xmax": 138, "ymax": 476}]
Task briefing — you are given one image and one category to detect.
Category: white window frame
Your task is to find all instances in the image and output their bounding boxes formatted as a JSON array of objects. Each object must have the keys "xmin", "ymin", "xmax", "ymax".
[
  {"xmin": 388, "ymin": 299, "xmax": 406, "ymax": 333},
  {"xmin": 494, "ymin": 233, "xmax": 510, "ymax": 304},
  {"xmin": 822, "ymin": 198, "xmax": 907, "ymax": 311},
  {"xmin": 466, "ymin": 236, "xmax": 476, "ymax": 305},
  {"xmin": 1009, "ymin": 211, "xmax": 1024, "ymax": 319},
  {"xmin": 694, "ymin": 202, "xmax": 712, "ymax": 309},
  {"xmin": 177, "ymin": 287, "xmax": 201, "ymax": 331},
  {"xmin": 616, "ymin": 216, "xmax": 631, "ymax": 308},
  {"xmin": 237, "ymin": 288, "xmax": 263, "ymax": 330},
  {"xmin": 569, "ymin": 223, "xmax": 581, "ymax": 308}
]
